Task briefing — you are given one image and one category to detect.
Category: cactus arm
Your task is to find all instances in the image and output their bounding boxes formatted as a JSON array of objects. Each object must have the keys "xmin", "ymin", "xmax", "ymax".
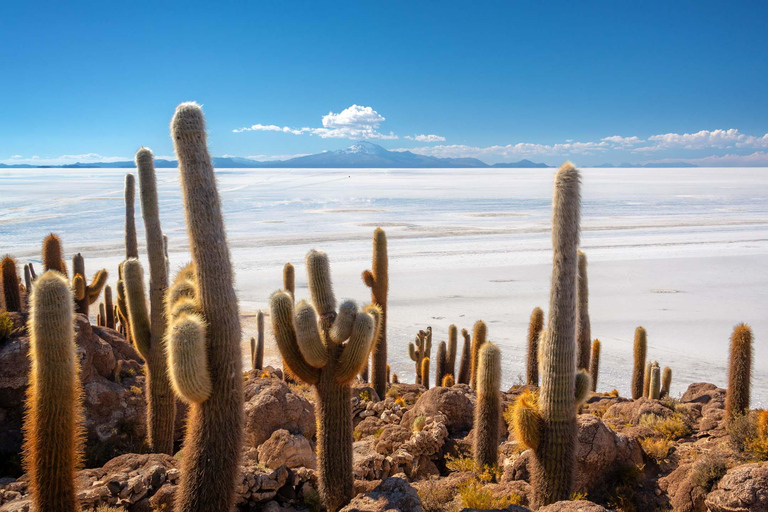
[
  {"xmin": 649, "ymin": 365, "xmax": 661, "ymax": 399},
  {"xmin": 306, "ymin": 250, "xmax": 336, "ymax": 320},
  {"xmin": 125, "ymin": 173, "xmax": 139, "ymax": 260},
  {"xmin": 72, "ymin": 274, "xmax": 86, "ymax": 302},
  {"xmin": 42, "ymin": 233, "xmax": 68, "ymax": 277},
  {"xmin": 421, "ymin": 357, "xmax": 430, "ymax": 390},
  {"xmin": 270, "ymin": 291, "xmax": 320, "ymax": 384},
  {"xmin": 575, "ymin": 370, "xmax": 591, "ymax": 405},
  {"xmin": 589, "ymin": 339, "xmax": 601, "ymax": 392},
  {"xmin": 408, "ymin": 342, "xmax": 418, "ymax": 361},
  {"xmin": 295, "ymin": 300, "xmax": 329, "ymax": 368},
  {"xmin": 527, "ymin": 307, "xmax": 544, "ymax": 386},
  {"xmin": 329, "ymin": 299, "xmax": 357, "ymax": 344},
  {"xmin": 167, "ymin": 313, "xmax": 212, "ymax": 403},
  {"xmin": 512, "ymin": 391, "xmax": 542, "ymax": 452},
  {"xmin": 576, "ymin": 251, "xmax": 591, "ymax": 371},
  {"xmin": 123, "ymin": 258, "xmax": 151, "ymax": 359},
  {"xmin": 254, "ymin": 311, "xmax": 265, "ymax": 371},
  {"xmin": 283, "ymin": 262, "xmax": 295, "ymax": 300},
  {"xmin": 335, "ymin": 311, "xmax": 375, "ymax": 384},
  {"xmin": 436, "ymin": 341, "xmax": 447, "ymax": 387},
  {"xmin": 660, "ymin": 366, "xmax": 672, "ymax": 398},
  {"xmin": 470, "ymin": 320, "xmax": 487, "ymax": 390},
  {"xmin": 363, "ymin": 303, "xmax": 383, "ymax": 350},
  {"xmin": 458, "ymin": 328, "xmax": 471, "ymax": 384},
  {"xmin": 86, "ymin": 269, "xmax": 108, "ymax": 303}
]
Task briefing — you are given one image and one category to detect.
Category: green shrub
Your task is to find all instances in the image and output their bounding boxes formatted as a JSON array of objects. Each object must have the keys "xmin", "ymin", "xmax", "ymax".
[
  {"xmin": 691, "ymin": 453, "xmax": 728, "ymax": 492},
  {"xmin": 0, "ymin": 311, "xmax": 15, "ymax": 342}
]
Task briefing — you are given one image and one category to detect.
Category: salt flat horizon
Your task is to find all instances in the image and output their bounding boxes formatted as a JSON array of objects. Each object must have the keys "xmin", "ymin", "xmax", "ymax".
[{"xmin": 1, "ymin": 166, "xmax": 766, "ymax": 406}]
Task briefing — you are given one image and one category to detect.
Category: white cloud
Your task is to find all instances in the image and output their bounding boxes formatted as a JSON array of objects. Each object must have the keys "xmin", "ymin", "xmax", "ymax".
[
  {"xmin": 244, "ymin": 153, "xmax": 310, "ymax": 161},
  {"xmin": 10, "ymin": 154, "xmax": 22, "ymax": 158},
  {"xmin": 405, "ymin": 134, "xmax": 446, "ymax": 142},
  {"xmin": 0, "ymin": 153, "xmax": 129, "ymax": 166},
  {"xmin": 634, "ymin": 129, "xmax": 768, "ymax": 152},
  {"xmin": 601, "ymin": 135, "xmax": 643, "ymax": 147},
  {"xmin": 234, "ymin": 104, "xmax": 398, "ymax": 140},
  {"xmin": 649, "ymin": 151, "xmax": 768, "ymax": 167}
]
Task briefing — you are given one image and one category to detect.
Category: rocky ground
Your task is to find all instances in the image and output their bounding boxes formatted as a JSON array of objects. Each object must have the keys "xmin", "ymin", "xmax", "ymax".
[{"xmin": 0, "ymin": 318, "xmax": 766, "ymax": 512}]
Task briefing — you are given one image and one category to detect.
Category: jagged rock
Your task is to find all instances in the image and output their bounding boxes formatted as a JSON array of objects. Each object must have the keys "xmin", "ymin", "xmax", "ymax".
[
  {"xmin": 258, "ymin": 429, "xmax": 316, "ymax": 470},
  {"xmin": 603, "ymin": 397, "xmax": 672, "ymax": 424},
  {"xmin": 705, "ymin": 463, "xmax": 768, "ymax": 512},
  {"xmin": 537, "ymin": 501, "xmax": 612, "ymax": 511},
  {"xmin": 401, "ymin": 385, "xmax": 474, "ymax": 435},
  {"xmin": 340, "ymin": 475, "xmax": 423, "ymax": 512},
  {"xmin": 374, "ymin": 425, "xmax": 412, "ymax": 455},
  {"xmin": 658, "ymin": 462, "xmax": 709, "ymax": 512},
  {"xmin": 243, "ymin": 376, "xmax": 316, "ymax": 448},
  {"xmin": 680, "ymin": 382, "xmax": 726, "ymax": 432}
]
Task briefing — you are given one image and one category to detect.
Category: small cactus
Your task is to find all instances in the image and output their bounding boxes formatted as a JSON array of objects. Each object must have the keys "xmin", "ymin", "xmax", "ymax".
[
  {"xmin": 589, "ymin": 339, "xmax": 600, "ymax": 392},
  {"xmin": 71, "ymin": 253, "xmax": 108, "ymax": 317},
  {"xmin": 24, "ymin": 263, "xmax": 37, "ymax": 306},
  {"xmin": 474, "ymin": 342, "xmax": 502, "ymax": 470},
  {"xmin": 1, "ymin": 256, "xmax": 22, "ymax": 312},
  {"xmin": 392, "ymin": 373, "xmax": 399, "ymax": 384},
  {"xmin": 98, "ymin": 302, "xmax": 106, "ymax": 326},
  {"xmin": 643, "ymin": 361, "xmax": 652, "ymax": 398},
  {"xmin": 447, "ymin": 324, "xmax": 458, "ymax": 378},
  {"xmin": 660, "ymin": 366, "xmax": 672, "ymax": 398},
  {"xmin": 435, "ymin": 341, "xmax": 447, "ymax": 387},
  {"xmin": 726, "ymin": 323, "xmax": 752, "ymax": 422},
  {"xmin": 409, "ymin": 328, "xmax": 431, "ymax": 385},
  {"xmin": 576, "ymin": 251, "xmax": 591, "ymax": 371},
  {"xmin": 457, "ymin": 328, "xmax": 471, "ymax": 384},
  {"xmin": 251, "ymin": 311, "xmax": 265, "ymax": 371},
  {"xmin": 104, "ymin": 285, "xmax": 115, "ymax": 329},
  {"xmin": 649, "ymin": 363, "xmax": 661, "ymax": 400},
  {"xmin": 632, "ymin": 327, "xmax": 647, "ymax": 399},
  {"xmin": 42, "ymin": 233, "xmax": 67, "ymax": 276},
  {"xmin": 442, "ymin": 374, "xmax": 455, "ymax": 387},
  {"xmin": 362, "ymin": 227, "xmax": 389, "ymax": 400},
  {"xmin": 22, "ymin": 271, "xmax": 84, "ymax": 512},
  {"xmin": 421, "ymin": 356, "xmax": 430, "ymax": 390},
  {"xmin": 470, "ymin": 320, "xmax": 487, "ymax": 390},
  {"xmin": 125, "ymin": 173, "xmax": 139, "ymax": 259},
  {"xmin": 526, "ymin": 307, "xmax": 544, "ymax": 386},
  {"xmin": 283, "ymin": 262, "xmax": 295, "ymax": 301},
  {"xmin": 386, "ymin": 364, "xmax": 391, "ymax": 384}
]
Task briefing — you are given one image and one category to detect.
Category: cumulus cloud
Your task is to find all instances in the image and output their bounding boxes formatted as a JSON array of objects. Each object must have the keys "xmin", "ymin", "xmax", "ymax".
[
  {"xmin": 405, "ymin": 134, "xmax": 446, "ymax": 142},
  {"xmin": 652, "ymin": 151, "xmax": 768, "ymax": 167},
  {"xmin": 634, "ymin": 129, "xmax": 768, "ymax": 152},
  {"xmin": 233, "ymin": 104, "xmax": 398, "ymax": 140},
  {"xmin": 1, "ymin": 153, "xmax": 129, "ymax": 165},
  {"xmin": 601, "ymin": 135, "xmax": 644, "ymax": 147}
]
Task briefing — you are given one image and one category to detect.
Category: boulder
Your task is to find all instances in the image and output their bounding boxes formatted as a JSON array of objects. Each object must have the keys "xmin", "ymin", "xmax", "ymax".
[
  {"xmin": 602, "ymin": 397, "xmax": 672, "ymax": 424},
  {"xmin": 401, "ymin": 385, "xmax": 474, "ymax": 435},
  {"xmin": 537, "ymin": 501, "xmax": 611, "ymax": 512},
  {"xmin": 658, "ymin": 462, "xmax": 709, "ymax": 512},
  {"xmin": 705, "ymin": 463, "xmax": 768, "ymax": 512},
  {"xmin": 243, "ymin": 376, "xmax": 316, "ymax": 448},
  {"xmin": 257, "ymin": 429, "xmax": 316, "ymax": 470},
  {"xmin": 340, "ymin": 476, "xmax": 423, "ymax": 512}
]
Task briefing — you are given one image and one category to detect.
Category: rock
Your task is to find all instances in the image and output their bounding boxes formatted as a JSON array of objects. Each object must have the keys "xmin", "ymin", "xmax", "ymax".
[
  {"xmin": 243, "ymin": 376, "xmax": 316, "ymax": 448},
  {"xmin": 658, "ymin": 462, "xmax": 708, "ymax": 512},
  {"xmin": 705, "ymin": 463, "xmax": 768, "ymax": 512},
  {"xmin": 257, "ymin": 429, "xmax": 316, "ymax": 470},
  {"xmin": 681, "ymin": 382, "xmax": 725, "ymax": 404},
  {"xmin": 603, "ymin": 397, "xmax": 672, "ymax": 424},
  {"xmin": 374, "ymin": 425, "xmax": 412, "ymax": 455},
  {"xmin": 340, "ymin": 476, "xmax": 423, "ymax": 512},
  {"xmin": 401, "ymin": 386, "xmax": 474, "ymax": 435},
  {"xmin": 537, "ymin": 501, "xmax": 611, "ymax": 511}
]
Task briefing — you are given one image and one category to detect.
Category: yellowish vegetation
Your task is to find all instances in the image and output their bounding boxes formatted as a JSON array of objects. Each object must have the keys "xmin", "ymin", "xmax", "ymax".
[
  {"xmin": 458, "ymin": 480, "xmax": 522, "ymax": 509},
  {"xmin": 639, "ymin": 412, "xmax": 691, "ymax": 440},
  {"xmin": 640, "ymin": 437, "xmax": 674, "ymax": 461}
]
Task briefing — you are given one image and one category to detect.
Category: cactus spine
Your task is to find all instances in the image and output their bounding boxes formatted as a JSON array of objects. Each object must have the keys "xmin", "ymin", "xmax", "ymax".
[
  {"xmin": 435, "ymin": 341, "xmax": 447, "ymax": 387},
  {"xmin": 511, "ymin": 162, "xmax": 581, "ymax": 507},
  {"xmin": 726, "ymin": 323, "xmax": 752, "ymax": 422},
  {"xmin": 1, "ymin": 256, "xmax": 21, "ymax": 312},
  {"xmin": 576, "ymin": 251, "xmax": 591, "ymax": 371},
  {"xmin": 660, "ymin": 366, "xmax": 672, "ymax": 398},
  {"xmin": 125, "ymin": 173, "xmax": 139, "ymax": 259},
  {"xmin": 252, "ymin": 311, "xmax": 265, "ymax": 371},
  {"xmin": 362, "ymin": 227, "xmax": 389, "ymax": 399},
  {"xmin": 271, "ymin": 249, "xmax": 378, "ymax": 512},
  {"xmin": 649, "ymin": 363, "xmax": 661, "ymax": 399},
  {"xmin": 42, "ymin": 233, "xmax": 67, "ymax": 276},
  {"xmin": 469, "ymin": 320, "xmax": 487, "ymax": 390},
  {"xmin": 589, "ymin": 339, "xmax": 600, "ymax": 392},
  {"xmin": 527, "ymin": 307, "xmax": 544, "ymax": 386},
  {"xmin": 458, "ymin": 328, "xmax": 471, "ymax": 384},
  {"xmin": 171, "ymin": 102, "xmax": 244, "ymax": 512},
  {"xmin": 474, "ymin": 342, "xmax": 501, "ymax": 470},
  {"xmin": 632, "ymin": 327, "xmax": 647, "ymax": 399},
  {"xmin": 421, "ymin": 356, "xmax": 430, "ymax": 390},
  {"xmin": 71, "ymin": 253, "xmax": 108, "ymax": 317},
  {"xmin": 23, "ymin": 271, "xmax": 83, "ymax": 512}
]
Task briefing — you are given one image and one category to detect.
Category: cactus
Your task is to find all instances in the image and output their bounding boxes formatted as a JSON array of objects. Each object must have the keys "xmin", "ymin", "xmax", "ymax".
[
  {"xmin": 442, "ymin": 374, "xmax": 455, "ymax": 387},
  {"xmin": 392, "ymin": 373, "xmax": 399, "ymax": 384},
  {"xmin": 362, "ymin": 227, "xmax": 389, "ymax": 400},
  {"xmin": 386, "ymin": 364, "xmax": 391, "ymax": 384},
  {"xmin": 648, "ymin": 363, "xmax": 661, "ymax": 399},
  {"xmin": 2, "ymin": 256, "xmax": 22, "ymax": 312},
  {"xmin": 575, "ymin": 369, "xmax": 592, "ymax": 405},
  {"xmin": 22, "ymin": 271, "xmax": 83, "ymax": 512},
  {"xmin": 470, "ymin": 320, "xmax": 487, "ymax": 390},
  {"xmin": 104, "ymin": 285, "xmax": 115, "ymax": 329},
  {"xmin": 409, "ymin": 329, "xmax": 431, "ymax": 385},
  {"xmin": 421, "ymin": 356, "xmax": 430, "ymax": 390},
  {"xmin": 171, "ymin": 102, "xmax": 244, "ymax": 512},
  {"xmin": 435, "ymin": 341, "xmax": 447, "ymax": 387},
  {"xmin": 726, "ymin": 323, "xmax": 752, "ymax": 422},
  {"xmin": 125, "ymin": 173, "xmax": 139, "ymax": 259},
  {"xmin": 511, "ymin": 162, "xmax": 581, "ymax": 507},
  {"xmin": 251, "ymin": 311, "xmax": 265, "ymax": 371},
  {"xmin": 446, "ymin": 324, "xmax": 458, "ymax": 377},
  {"xmin": 71, "ymin": 253, "xmax": 108, "ymax": 317},
  {"xmin": 98, "ymin": 303, "xmax": 106, "ymax": 326},
  {"xmin": 116, "ymin": 265, "xmax": 131, "ymax": 343},
  {"xmin": 576, "ymin": 251, "xmax": 591, "ymax": 371},
  {"xmin": 589, "ymin": 339, "xmax": 600, "ymax": 392},
  {"xmin": 643, "ymin": 361, "xmax": 652, "ymax": 398},
  {"xmin": 42, "ymin": 233, "xmax": 67, "ymax": 276},
  {"xmin": 270, "ymin": 249, "xmax": 379, "ymax": 512},
  {"xmin": 283, "ymin": 262, "xmax": 295, "ymax": 300},
  {"xmin": 474, "ymin": 342, "xmax": 501, "ymax": 470},
  {"xmin": 527, "ymin": 307, "xmax": 544, "ymax": 386},
  {"xmin": 631, "ymin": 327, "xmax": 647, "ymax": 399},
  {"xmin": 24, "ymin": 263, "xmax": 37, "ymax": 304},
  {"xmin": 360, "ymin": 362, "xmax": 369, "ymax": 383},
  {"xmin": 660, "ymin": 366, "xmax": 672, "ymax": 398},
  {"xmin": 458, "ymin": 328, "xmax": 471, "ymax": 384}
]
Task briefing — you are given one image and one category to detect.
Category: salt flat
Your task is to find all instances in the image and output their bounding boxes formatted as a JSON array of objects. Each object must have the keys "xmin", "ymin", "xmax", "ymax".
[{"xmin": 1, "ymin": 166, "xmax": 766, "ymax": 406}]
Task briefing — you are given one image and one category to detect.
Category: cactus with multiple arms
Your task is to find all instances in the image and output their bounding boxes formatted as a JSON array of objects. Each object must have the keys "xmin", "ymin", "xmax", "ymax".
[
  {"xmin": 576, "ymin": 251, "xmax": 591, "ymax": 371},
  {"xmin": 271, "ymin": 249, "xmax": 379, "ymax": 512},
  {"xmin": 470, "ymin": 320, "xmax": 487, "ymax": 390},
  {"xmin": 632, "ymin": 327, "xmax": 647, "ymax": 399},
  {"xmin": 22, "ymin": 271, "xmax": 84, "ymax": 512},
  {"xmin": 725, "ymin": 323, "xmax": 752, "ymax": 422},
  {"xmin": 510, "ymin": 162, "xmax": 582, "ymax": 507},
  {"xmin": 660, "ymin": 366, "xmax": 672, "ymax": 398},
  {"xmin": 527, "ymin": 307, "xmax": 544, "ymax": 386},
  {"xmin": 125, "ymin": 173, "xmax": 139, "ymax": 259},
  {"xmin": 589, "ymin": 339, "xmax": 601, "ymax": 392},
  {"xmin": 474, "ymin": 342, "xmax": 502, "ymax": 470},
  {"xmin": 409, "ymin": 329, "xmax": 431, "ymax": 385},
  {"xmin": 2, "ymin": 256, "xmax": 22, "ymax": 312},
  {"xmin": 42, "ymin": 233, "xmax": 68, "ymax": 276},
  {"xmin": 362, "ymin": 227, "xmax": 389, "ymax": 399},
  {"xmin": 170, "ymin": 102, "xmax": 244, "ymax": 512},
  {"xmin": 458, "ymin": 328, "xmax": 471, "ymax": 384},
  {"xmin": 71, "ymin": 253, "xmax": 108, "ymax": 317}
]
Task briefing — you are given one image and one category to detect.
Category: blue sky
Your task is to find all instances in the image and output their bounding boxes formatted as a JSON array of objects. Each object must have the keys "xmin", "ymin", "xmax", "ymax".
[{"xmin": 2, "ymin": 1, "xmax": 767, "ymax": 166}]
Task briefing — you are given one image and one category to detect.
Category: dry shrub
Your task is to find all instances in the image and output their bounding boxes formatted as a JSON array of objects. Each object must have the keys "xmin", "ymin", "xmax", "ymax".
[
  {"xmin": 458, "ymin": 480, "xmax": 522, "ymax": 510},
  {"xmin": 640, "ymin": 437, "xmax": 673, "ymax": 461},
  {"xmin": 0, "ymin": 311, "xmax": 15, "ymax": 342},
  {"xmin": 418, "ymin": 479, "xmax": 457, "ymax": 512},
  {"xmin": 691, "ymin": 453, "xmax": 728, "ymax": 492},
  {"xmin": 639, "ymin": 412, "xmax": 691, "ymax": 440}
]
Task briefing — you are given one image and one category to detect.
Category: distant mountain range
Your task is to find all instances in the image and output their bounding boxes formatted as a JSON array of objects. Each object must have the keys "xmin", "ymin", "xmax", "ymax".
[
  {"xmin": 592, "ymin": 161, "xmax": 698, "ymax": 168},
  {"xmin": 0, "ymin": 141, "xmax": 698, "ymax": 169}
]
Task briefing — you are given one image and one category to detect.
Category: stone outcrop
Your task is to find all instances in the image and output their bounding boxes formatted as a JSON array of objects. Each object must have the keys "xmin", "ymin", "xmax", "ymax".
[
  {"xmin": 340, "ymin": 476, "xmax": 423, "ymax": 512},
  {"xmin": 705, "ymin": 462, "xmax": 768, "ymax": 512},
  {"xmin": 401, "ymin": 385, "xmax": 474, "ymax": 435},
  {"xmin": 243, "ymin": 376, "xmax": 316, "ymax": 448}
]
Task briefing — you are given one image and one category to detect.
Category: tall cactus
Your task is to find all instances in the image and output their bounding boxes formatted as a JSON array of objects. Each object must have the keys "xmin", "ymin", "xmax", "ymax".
[
  {"xmin": 510, "ymin": 162, "xmax": 582, "ymax": 507},
  {"xmin": 649, "ymin": 363, "xmax": 661, "ymax": 399},
  {"xmin": 251, "ymin": 311, "xmax": 265, "ymax": 371},
  {"xmin": 660, "ymin": 366, "xmax": 672, "ymax": 398},
  {"xmin": 458, "ymin": 328, "xmax": 471, "ymax": 384},
  {"xmin": 362, "ymin": 227, "xmax": 389, "ymax": 399},
  {"xmin": 42, "ymin": 233, "xmax": 67, "ymax": 276},
  {"xmin": 1, "ymin": 256, "xmax": 22, "ymax": 312},
  {"xmin": 125, "ymin": 173, "xmax": 139, "ymax": 260},
  {"xmin": 71, "ymin": 253, "xmax": 108, "ymax": 317},
  {"xmin": 271, "ymin": 249, "xmax": 379, "ymax": 512},
  {"xmin": 643, "ymin": 361, "xmax": 652, "ymax": 398},
  {"xmin": 725, "ymin": 323, "xmax": 752, "ymax": 422},
  {"xmin": 527, "ymin": 307, "xmax": 544, "ymax": 386},
  {"xmin": 421, "ymin": 356, "xmax": 430, "ymax": 390},
  {"xmin": 22, "ymin": 271, "xmax": 83, "ymax": 512},
  {"xmin": 104, "ymin": 285, "xmax": 115, "ymax": 329},
  {"xmin": 474, "ymin": 341, "xmax": 501, "ymax": 470},
  {"xmin": 632, "ymin": 327, "xmax": 647, "ymax": 399},
  {"xmin": 447, "ymin": 324, "xmax": 458, "ymax": 377},
  {"xmin": 408, "ymin": 329, "xmax": 431, "ymax": 385},
  {"xmin": 576, "ymin": 251, "xmax": 591, "ymax": 371},
  {"xmin": 589, "ymin": 339, "xmax": 601, "ymax": 392},
  {"xmin": 170, "ymin": 102, "xmax": 244, "ymax": 512},
  {"xmin": 470, "ymin": 320, "xmax": 487, "ymax": 390},
  {"xmin": 435, "ymin": 341, "xmax": 447, "ymax": 387}
]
